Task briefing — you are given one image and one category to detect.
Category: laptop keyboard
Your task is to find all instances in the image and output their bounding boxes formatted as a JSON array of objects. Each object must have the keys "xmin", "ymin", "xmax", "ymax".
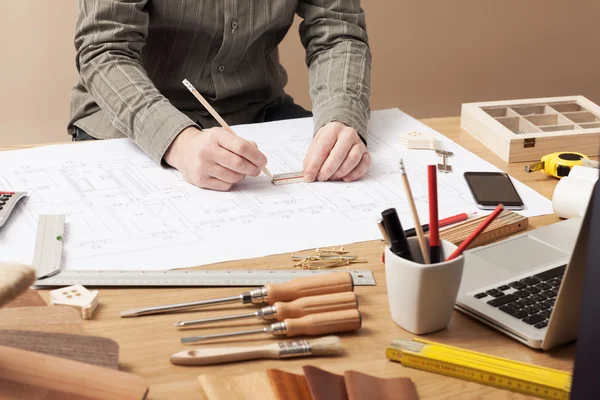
[{"xmin": 472, "ymin": 264, "xmax": 565, "ymax": 329}]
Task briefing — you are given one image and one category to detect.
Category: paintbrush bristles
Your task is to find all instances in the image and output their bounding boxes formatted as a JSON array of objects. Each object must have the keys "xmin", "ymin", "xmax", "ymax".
[{"xmin": 308, "ymin": 336, "xmax": 344, "ymax": 356}]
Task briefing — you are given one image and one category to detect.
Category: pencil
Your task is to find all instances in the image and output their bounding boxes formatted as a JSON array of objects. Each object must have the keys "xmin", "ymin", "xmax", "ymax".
[
  {"xmin": 182, "ymin": 79, "xmax": 273, "ymax": 179},
  {"xmin": 399, "ymin": 160, "xmax": 429, "ymax": 264},
  {"xmin": 427, "ymin": 165, "xmax": 440, "ymax": 263},
  {"xmin": 445, "ymin": 204, "xmax": 505, "ymax": 261}
]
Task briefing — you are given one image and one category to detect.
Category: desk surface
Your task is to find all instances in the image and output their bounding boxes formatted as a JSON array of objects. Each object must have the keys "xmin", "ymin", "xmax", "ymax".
[{"xmin": 3, "ymin": 117, "xmax": 572, "ymax": 399}]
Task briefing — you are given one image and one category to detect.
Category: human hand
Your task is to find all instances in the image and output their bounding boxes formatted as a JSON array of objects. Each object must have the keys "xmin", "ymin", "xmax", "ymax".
[
  {"xmin": 164, "ymin": 127, "xmax": 267, "ymax": 191},
  {"xmin": 303, "ymin": 122, "xmax": 371, "ymax": 183}
]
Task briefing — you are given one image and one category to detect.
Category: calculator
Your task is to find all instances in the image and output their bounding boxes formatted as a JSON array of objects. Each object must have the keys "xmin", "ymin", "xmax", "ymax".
[{"xmin": 0, "ymin": 192, "xmax": 27, "ymax": 228}]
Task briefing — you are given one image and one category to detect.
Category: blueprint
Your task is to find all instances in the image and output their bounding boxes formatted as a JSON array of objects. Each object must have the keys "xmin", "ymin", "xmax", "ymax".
[{"xmin": 0, "ymin": 109, "xmax": 554, "ymax": 270}]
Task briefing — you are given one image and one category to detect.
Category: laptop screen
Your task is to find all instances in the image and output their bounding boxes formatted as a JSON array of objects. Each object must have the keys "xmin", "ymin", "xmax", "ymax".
[{"xmin": 571, "ymin": 180, "xmax": 600, "ymax": 398}]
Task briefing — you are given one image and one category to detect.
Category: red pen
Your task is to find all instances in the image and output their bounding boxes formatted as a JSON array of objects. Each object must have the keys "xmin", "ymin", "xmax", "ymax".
[
  {"xmin": 428, "ymin": 165, "xmax": 440, "ymax": 263},
  {"xmin": 446, "ymin": 204, "xmax": 505, "ymax": 261}
]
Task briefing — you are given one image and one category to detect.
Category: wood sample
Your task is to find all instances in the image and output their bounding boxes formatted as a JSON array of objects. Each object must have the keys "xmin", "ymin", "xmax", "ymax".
[
  {"xmin": 198, "ymin": 371, "xmax": 277, "ymax": 400},
  {"xmin": 461, "ymin": 96, "xmax": 600, "ymax": 162},
  {"xmin": 1, "ymin": 289, "xmax": 46, "ymax": 308},
  {"xmin": 0, "ymin": 306, "xmax": 84, "ymax": 334},
  {"xmin": 344, "ymin": 370, "xmax": 419, "ymax": 400},
  {"xmin": 0, "ymin": 346, "xmax": 148, "ymax": 400},
  {"xmin": 267, "ymin": 369, "xmax": 313, "ymax": 400},
  {"xmin": 0, "ymin": 330, "xmax": 119, "ymax": 369}
]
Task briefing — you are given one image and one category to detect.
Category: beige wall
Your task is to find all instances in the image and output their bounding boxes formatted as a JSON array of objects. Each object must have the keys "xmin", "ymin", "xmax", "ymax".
[{"xmin": 1, "ymin": 1, "xmax": 599, "ymax": 146}]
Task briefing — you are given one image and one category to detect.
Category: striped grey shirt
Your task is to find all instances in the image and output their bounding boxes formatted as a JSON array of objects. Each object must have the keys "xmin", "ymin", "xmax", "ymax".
[{"xmin": 68, "ymin": 1, "xmax": 371, "ymax": 164}]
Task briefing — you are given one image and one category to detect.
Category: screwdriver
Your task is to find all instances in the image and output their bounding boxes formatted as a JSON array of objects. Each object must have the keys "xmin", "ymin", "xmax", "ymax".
[
  {"xmin": 181, "ymin": 309, "xmax": 362, "ymax": 344},
  {"xmin": 175, "ymin": 292, "xmax": 358, "ymax": 327},
  {"xmin": 120, "ymin": 272, "xmax": 354, "ymax": 318}
]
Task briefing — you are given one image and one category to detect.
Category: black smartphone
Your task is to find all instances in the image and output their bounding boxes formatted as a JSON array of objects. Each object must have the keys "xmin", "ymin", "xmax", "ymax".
[{"xmin": 463, "ymin": 172, "xmax": 524, "ymax": 210}]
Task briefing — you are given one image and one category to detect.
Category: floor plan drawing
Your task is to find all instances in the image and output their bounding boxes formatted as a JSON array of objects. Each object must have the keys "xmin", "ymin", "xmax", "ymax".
[{"xmin": 0, "ymin": 109, "xmax": 554, "ymax": 271}]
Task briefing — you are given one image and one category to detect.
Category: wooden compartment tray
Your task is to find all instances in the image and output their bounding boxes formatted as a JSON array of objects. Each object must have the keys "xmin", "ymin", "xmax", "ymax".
[{"xmin": 461, "ymin": 96, "xmax": 600, "ymax": 162}]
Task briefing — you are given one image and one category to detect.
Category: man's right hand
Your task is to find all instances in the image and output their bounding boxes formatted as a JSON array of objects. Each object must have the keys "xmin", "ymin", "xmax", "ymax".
[{"xmin": 164, "ymin": 127, "xmax": 268, "ymax": 191}]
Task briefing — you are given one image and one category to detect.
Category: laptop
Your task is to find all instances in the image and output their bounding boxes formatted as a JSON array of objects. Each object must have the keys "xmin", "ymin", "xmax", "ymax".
[{"xmin": 455, "ymin": 188, "xmax": 595, "ymax": 350}]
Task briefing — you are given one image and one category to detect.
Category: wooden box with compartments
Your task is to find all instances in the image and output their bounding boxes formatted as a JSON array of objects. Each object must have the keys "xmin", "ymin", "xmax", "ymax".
[{"xmin": 460, "ymin": 96, "xmax": 600, "ymax": 162}]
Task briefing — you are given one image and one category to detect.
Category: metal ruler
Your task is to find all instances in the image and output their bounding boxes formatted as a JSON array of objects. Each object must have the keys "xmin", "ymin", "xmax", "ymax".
[
  {"xmin": 33, "ymin": 214, "xmax": 65, "ymax": 279},
  {"xmin": 34, "ymin": 269, "xmax": 376, "ymax": 288},
  {"xmin": 32, "ymin": 212, "xmax": 375, "ymax": 288}
]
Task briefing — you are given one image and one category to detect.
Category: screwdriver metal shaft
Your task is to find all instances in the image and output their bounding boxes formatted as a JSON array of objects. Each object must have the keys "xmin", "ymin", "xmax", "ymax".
[
  {"xmin": 181, "ymin": 309, "xmax": 362, "ymax": 344},
  {"xmin": 175, "ymin": 292, "xmax": 358, "ymax": 327},
  {"xmin": 121, "ymin": 272, "xmax": 353, "ymax": 318}
]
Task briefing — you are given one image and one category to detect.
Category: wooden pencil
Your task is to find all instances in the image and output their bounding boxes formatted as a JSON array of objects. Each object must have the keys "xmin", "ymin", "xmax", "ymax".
[
  {"xmin": 182, "ymin": 79, "xmax": 273, "ymax": 179},
  {"xmin": 399, "ymin": 160, "xmax": 430, "ymax": 264}
]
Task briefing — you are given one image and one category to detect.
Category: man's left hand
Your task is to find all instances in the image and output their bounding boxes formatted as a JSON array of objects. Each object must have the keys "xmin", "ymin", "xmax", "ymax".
[{"xmin": 303, "ymin": 122, "xmax": 371, "ymax": 183}]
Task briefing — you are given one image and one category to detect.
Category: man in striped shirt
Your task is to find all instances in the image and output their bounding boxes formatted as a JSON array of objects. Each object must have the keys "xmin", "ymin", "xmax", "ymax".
[{"xmin": 68, "ymin": 1, "xmax": 371, "ymax": 191}]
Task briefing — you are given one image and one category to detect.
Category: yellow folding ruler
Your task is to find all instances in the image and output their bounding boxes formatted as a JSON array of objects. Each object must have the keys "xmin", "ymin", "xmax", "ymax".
[{"xmin": 386, "ymin": 338, "xmax": 571, "ymax": 399}]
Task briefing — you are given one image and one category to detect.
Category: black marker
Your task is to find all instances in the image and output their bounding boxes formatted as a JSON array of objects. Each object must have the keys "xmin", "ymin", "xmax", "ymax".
[{"xmin": 381, "ymin": 208, "xmax": 413, "ymax": 261}]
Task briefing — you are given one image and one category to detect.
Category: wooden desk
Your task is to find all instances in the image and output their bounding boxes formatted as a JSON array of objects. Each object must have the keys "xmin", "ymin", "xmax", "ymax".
[{"xmin": 2, "ymin": 117, "xmax": 573, "ymax": 399}]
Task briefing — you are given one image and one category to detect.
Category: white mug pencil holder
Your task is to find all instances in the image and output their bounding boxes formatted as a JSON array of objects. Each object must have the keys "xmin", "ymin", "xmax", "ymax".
[{"xmin": 385, "ymin": 237, "xmax": 465, "ymax": 335}]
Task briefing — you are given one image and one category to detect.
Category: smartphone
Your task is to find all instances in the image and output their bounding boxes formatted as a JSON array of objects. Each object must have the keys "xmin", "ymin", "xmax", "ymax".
[{"xmin": 463, "ymin": 172, "xmax": 524, "ymax": 210}]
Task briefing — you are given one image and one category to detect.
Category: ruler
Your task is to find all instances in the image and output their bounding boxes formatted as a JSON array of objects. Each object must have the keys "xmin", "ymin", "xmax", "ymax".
[
  {"xmin": 31, "ymin": 212, "xmax": 375, "ymax": 288},
  {"xmin": 33, "ymin": 215, "xmax": 65, "ymax": 279},
  {"xmin": 387, "ymin": 338, "xmax": 570, "ymax": 399},
  {"xmin": 33, "ymin": 269, "xmax": 375, "ymax": 288},
  {"xmin": 271, "ymin": 171, "xmax": 304, "ymax": 185}
]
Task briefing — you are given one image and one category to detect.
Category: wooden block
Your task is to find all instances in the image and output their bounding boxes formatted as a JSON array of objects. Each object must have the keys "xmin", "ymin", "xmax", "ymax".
[
  {"xmin": 461, "ymin": 96, "xmax": 600, "ymax": 162},
  {"xmin": 0, "ymin": 306, "xmax": 84, "ymax": 334},
  {"xmin": 0, "ymin": 346, "xmax": 148, "ymax": 400},
  {"xmin": 0, "ymin": 330, "xmax": 119, "ymax": 369}
]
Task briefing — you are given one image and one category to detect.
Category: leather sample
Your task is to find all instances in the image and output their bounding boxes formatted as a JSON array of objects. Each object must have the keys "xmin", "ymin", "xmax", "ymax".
[
  {"xmin": 344, "ymin": 370, "xmax": 419, "ymax": 400},
  {"xmin": 302, "ymin": 365, "xmax": 348, "ymax": 400},
  {"xmin": 267, "ymin": 369, "xmax": 312, "ymax": 400},
  {"xmin": 0, "ymin": 330, "xmax": 119, "ymax": 369}
]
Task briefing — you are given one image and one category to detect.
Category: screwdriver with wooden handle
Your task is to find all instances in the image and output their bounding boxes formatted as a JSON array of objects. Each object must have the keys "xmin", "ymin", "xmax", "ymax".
[
  {"xmin": 181, "ymin": 309, "xmax": 362, "ymax": 344},
  {"xmin": 120, "ymin": 272, "xmax": 354, "ymax": 318},
  {"xmin": 175, "ymin": 292, "xmax": 358, "ymax": 327}
]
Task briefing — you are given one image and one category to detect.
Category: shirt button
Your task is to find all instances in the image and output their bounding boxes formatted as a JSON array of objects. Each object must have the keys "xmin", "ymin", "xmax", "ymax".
[
  {"xmin": 218, "ymin": 65, "xmax": 225, "ymax": 72},
  {"xmin": 231, "ymin": 20, "xmax": 239, "ymax": 30}
]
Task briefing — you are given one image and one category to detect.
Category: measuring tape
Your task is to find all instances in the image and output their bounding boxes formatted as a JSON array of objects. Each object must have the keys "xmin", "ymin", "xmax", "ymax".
[{"xmin": 524, "ymin": 152, "xmax": 588, "ymax": 178}]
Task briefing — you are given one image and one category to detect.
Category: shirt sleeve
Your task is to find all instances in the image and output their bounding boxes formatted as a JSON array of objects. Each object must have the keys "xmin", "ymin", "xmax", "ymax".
[
  {"xmin": 296, "ymin": 0, "xmax": 372, "ymax": 143},
  {"xmin": 75, "ymin": 0, "xmax": 197, "ymax": 164}
]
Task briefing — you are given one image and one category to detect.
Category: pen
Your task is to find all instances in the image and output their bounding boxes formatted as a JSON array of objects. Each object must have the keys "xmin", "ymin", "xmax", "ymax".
[
  {"xmin": 428, "ymin": 165, "xmax": 440, "ymax": 263},
  {"xmin": 381, "ymin": 208, "xmax": 413, "ymax": 261},
  {"xmin": 404, "ymin": 212, "xmax": 477, "ymax": 238}
]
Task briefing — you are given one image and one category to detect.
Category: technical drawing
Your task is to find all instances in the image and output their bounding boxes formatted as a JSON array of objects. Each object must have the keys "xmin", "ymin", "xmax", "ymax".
[{"xmin": 0, "ymin": 109, "xmax": 553, "ymax": 271}]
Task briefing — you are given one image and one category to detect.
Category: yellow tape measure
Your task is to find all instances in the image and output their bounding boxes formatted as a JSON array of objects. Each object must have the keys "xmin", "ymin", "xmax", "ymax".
[{"xmin": 524, "ymin": 151, "xmax": 588, "ymax": 178}]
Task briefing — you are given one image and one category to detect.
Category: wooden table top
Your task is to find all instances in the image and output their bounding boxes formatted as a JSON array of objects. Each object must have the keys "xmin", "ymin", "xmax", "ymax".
[{"xmin": 2, "ymin": 117, "xmax": 572, "ymax": 399}]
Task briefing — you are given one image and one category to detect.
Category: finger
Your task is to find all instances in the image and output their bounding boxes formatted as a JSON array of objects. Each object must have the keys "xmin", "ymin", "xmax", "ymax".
[
  {"xmin": 218, "ymin": 134, "xmax": 267, "ymax": 169},
  {"xmin": 201, "ymin": 177, "xmax": 233, "ymax": 192},
  {"xmin": 206, "ymin": 163, "xmax": 246, "ymax": 184},
  {"xmin": 331, "ymin": 144, "xmax": 366, "ymax": 181},
  {"xmin": 303, "ymin": 131, "xmax": 337, "ymax": 183},
  {"xmin": 317, "ymin": 133, "xmax": 355, "ymax": 182},
  {"xmin": 342, "ymin": 153, "xmax": 372, "ymax": 182},
  {"xmin": 213, "ymin": 147, "xmax": 261, "ymax": 176}
]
